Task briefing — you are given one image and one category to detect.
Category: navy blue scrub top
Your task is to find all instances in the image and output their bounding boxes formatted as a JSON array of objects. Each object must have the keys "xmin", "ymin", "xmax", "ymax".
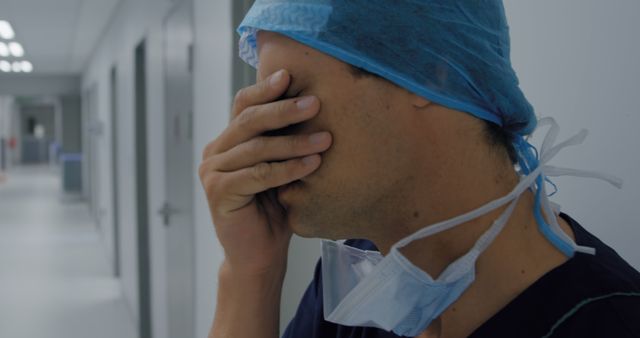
[{"xmin": 282, "ymin": 214, "xmax": 640, "ymax": 338}]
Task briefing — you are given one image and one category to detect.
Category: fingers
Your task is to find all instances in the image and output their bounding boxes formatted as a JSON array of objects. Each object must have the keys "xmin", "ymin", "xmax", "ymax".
[
  {"xmin": 210, "ymin": 132, "xmax": 332, "ymax": 172},
  {"xmin": 231, "ymin": 69, "xmax": 291, "ymax": 119},
  {"xmin": 201, "ymin": 154, "xmax": 323, "ymax": 214},
  {"xmin": 222, "ymin": 155, "xmax": 322, "ymax": 199},
  {"xmin": 199, "ymin": 69, "xmax": 328, "ymax": 215},
  {"xmin": 204, "ymin": 95, "xmax": 320, "ymax": 158}
]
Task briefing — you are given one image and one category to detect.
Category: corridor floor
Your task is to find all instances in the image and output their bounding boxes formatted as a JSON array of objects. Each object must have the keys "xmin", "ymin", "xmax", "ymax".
[{"xmin": 0, "ymin": 166, "xmax": 137, "ymax": 338}]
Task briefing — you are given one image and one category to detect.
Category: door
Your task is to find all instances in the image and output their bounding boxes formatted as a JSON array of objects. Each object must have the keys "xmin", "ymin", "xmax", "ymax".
[
  {"xmin": 161, "ymin": 1, "xmax": 195, "ymax": 338},
  {"xmin": 83, "ymin": 85, "xmax": 101, "ymax": 223}
]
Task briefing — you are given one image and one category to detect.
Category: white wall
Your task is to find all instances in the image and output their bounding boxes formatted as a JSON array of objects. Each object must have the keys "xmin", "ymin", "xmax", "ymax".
[
  {"xmin": 504, "ymin": 0, "xmax": 640, "ymax": 270},
  {"xmin": 82, "ymin": 0, "xmax": 173, "ymax": 337},
  {"xmin": 191, "ymin": 0, "xmax": 230, "ymax": 335},
  {"xmin": 0, "ymin": 74, "xmax": 80, "ymax": 96}
]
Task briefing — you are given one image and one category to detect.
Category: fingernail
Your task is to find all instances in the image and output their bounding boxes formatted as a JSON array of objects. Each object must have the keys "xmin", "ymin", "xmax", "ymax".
[
  {"xmin": 309, "ymin": 132, "xmax": 329, "ymax": 145},
  {"xmin": 270, "ymin": 70, "xmax": 284, "ymax": 87},
  {"xmin": 296, "ymin": 96, "xmax": 315, "ymax": 110}
]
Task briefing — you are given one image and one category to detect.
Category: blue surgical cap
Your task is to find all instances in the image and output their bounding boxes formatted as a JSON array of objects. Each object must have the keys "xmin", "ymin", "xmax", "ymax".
[
  {"xmin": 237, "ymin": 0, "xmax": 536, "ymax": 137},
  {"xmin": 237, "ymin": 1, "xmax": 626, "ymax": 260}
]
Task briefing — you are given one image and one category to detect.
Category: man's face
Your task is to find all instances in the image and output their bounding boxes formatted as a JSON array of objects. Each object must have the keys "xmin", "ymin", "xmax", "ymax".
[{"xmin": 257, "ymin": 32, "xmax": 426, "ymax": 243}]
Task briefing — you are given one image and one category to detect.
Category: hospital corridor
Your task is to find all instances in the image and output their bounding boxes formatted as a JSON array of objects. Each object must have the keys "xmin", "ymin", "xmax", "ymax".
[
  {"xmin": 0, "ymin": 165, "xmax": 136, "ymax": 338},
  {"xmin": 1, "ymin": 0, "xmax": 639, "ymax": 338}
]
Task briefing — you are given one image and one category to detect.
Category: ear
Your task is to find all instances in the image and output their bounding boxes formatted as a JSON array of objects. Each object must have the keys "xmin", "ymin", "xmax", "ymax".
[{"xmin": 411, "ymin": 94, "xmax": 432, "ymax": 109}]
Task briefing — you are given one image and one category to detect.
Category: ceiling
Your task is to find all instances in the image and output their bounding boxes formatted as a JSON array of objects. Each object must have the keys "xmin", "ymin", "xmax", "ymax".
[{"xmin": 0, "ymin": 0, "xmax": 121, "ymax": 75}]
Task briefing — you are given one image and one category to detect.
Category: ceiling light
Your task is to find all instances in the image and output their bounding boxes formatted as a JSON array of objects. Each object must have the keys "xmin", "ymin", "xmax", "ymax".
[
  {"xmin": 12, "ymin": 61, "xmax": 22, "ymax": 72},
  {"xmin": 21, "ymin": 60, "xmax": 33, "ymax": 73},
  {"xmin": 0, "ymin": 42, "xmax": 8, "ymax": 57},
  {"xmin": 0, "ymin": 20, "xmax": 15, "ymax": 40},
  {"xmin": 8, "ymin": 42, "xmax": 24, "ymax": 57},
  {"xmin": 0, "ymin": 60, "xmax": 11, "ymax": 72}
]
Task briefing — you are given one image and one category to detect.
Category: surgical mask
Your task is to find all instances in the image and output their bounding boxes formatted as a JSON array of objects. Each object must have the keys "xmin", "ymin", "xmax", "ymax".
[{"xmin": 321, "ymin": 118, "xmax": 622, "ymax": 337}]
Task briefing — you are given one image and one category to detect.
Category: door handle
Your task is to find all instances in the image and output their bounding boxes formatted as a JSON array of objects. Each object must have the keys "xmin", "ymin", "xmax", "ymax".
[{"xmin": 158, "ymin": 202, "xmax": 181, "ymax": 226}]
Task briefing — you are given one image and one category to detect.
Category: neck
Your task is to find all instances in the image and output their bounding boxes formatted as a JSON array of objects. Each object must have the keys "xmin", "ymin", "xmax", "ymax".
[
  {"xmin": 384, "ymin": 165, "xmax": 529, "ymax": 279},
  {"xmin": 372, "ymin": 145, "xmax": 523, "ymax": 268},
  {"xmin": 373, "ymin": 159, "xmax": 575, "ymax": 338},
  {"xmin": 363, "ymin": 105, "xmax": 577, "ymax": 337},
  {"xmin": 436, "ymin": 188, "xmax": 573, "ymax": 338}
]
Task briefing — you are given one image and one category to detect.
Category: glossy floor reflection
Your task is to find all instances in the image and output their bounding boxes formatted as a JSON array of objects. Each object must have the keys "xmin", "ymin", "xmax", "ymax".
[{"xmin": 0, "ymin": 165, "xmax": 137, "ymax": 338}]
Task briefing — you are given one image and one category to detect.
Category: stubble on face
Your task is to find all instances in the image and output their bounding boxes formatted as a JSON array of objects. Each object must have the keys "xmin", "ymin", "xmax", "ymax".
[
  {"xmin": 277, "ymin": 77, "xmax": 419, "ymax": 243},
  {"xmin": 258, "ymin": 32, "xmax": 421, "ymax": 244}
]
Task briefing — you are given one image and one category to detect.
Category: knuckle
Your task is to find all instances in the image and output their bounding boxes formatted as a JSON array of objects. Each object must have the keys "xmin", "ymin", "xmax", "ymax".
[
  {"xmin": 212, "ymin": 175, "xmax": 231, "ymax": 196},
  {"xmin": 202, "ymin": 175, "xmax": 218, "ymax": 198},
  {"xmin": 198, "ymin": 163, "xmax": 209, "ymax": 180},
  {"xmin": 248, "ymin": 137, "xmax": 268, "ymax": 155},
  {"xmin": 252, "ymin": 162, "xmax": 273, "ymax": 182},
  {"xmin": 201, "ymin": 141, "xmax": 217, "ymax": 160},
  {"xmin": 288, "ymin": 135, "xmax": 305, "ymax": 150},
  {"xmin": 233, "ymin": 88, "xmax": 249, "ymax": 106},
  {"xmin": 235, "ymin": 107, "xmax": 256, "ymax": 131},
  {"xmin": 257, "ymin": 78, "xmax": 270, "ymax": 94},
  {"xmin": 275, "ymin": 100, "xmax": 290, "ymax": 116},
  {"xmin": 198, "ymin": 158, "xmax": 221, "ymax": 180}
]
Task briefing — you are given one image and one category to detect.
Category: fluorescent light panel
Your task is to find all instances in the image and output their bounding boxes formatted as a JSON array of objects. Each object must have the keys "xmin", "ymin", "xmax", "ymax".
[
  {"xmin": 0, "ymin": 20, "xmax": 33, "ymax": 74},
  {"xmin": 11, "ymin": 61, "xmax": 22, "ymax": 72},
  {"xmin": 0, "ymin": 60, "xmax": 10, "ymax": 72},
  {"xmin": 8, "ymin": 42, "xmax": 24, "ymax": 57},
  {"xmin": 21, "ymin": 60, "xmax": 33, "ymax": 72},
  {"xmin": 0, "ymin": 20, "xmax": 15, "ymax": 40},
  {"xmin": 0, "ymin": 60, "xmax": 34, "ymax": 73},
  {"xmin": 0, "ymin": 42, "xmax": 8, "ymax": 57}
]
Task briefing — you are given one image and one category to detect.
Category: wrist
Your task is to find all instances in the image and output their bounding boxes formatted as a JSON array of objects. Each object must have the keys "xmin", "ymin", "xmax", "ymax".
[
  {"xmin": 219, "ymin": 259, "xmax": 287, "ymax": 287},
  {"xmin": 212, "ymin": 260, "xmax": 284, "ymax": 338}
]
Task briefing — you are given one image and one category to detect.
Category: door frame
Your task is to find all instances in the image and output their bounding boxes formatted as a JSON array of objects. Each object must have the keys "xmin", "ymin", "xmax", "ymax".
[
  {"xmin": 135, "ymin": 39, "xmax": 153, "ymax": 338},
  {"xmin": 110, "ymin": 65, "xmax": 121, "ymax": 277}
]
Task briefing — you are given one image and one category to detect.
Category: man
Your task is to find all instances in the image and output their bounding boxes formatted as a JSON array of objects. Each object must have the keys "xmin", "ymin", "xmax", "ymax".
[{"xmin": 199, "ymin": 1, "xmax": 640, "ymax": 337}]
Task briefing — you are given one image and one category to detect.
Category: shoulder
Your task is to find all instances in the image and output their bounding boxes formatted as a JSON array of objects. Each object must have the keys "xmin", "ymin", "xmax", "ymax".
[
  {"xmin": 544, "ymin": 291, "xmax": 640, "ymax": 338},
  {"xmin": 545, "ymin": 215, "xmax": 640, "ymax": 337},
  {"xmin": 471, "ymin": 214, "xmax": 640, "ymax": 338},
  {"xmin": 561, "ymin": 213, "xmax": 640, "ymax": 290}
]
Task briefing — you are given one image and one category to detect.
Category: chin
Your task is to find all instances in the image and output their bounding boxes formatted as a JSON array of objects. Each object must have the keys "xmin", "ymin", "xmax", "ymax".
[
  {"xmin": 285, "ymin": 210, "xmax": 320, "ymax": 239},
  {"xmin": 285, "ymin": 202, "xmax": 354, "ymax": 241}
]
